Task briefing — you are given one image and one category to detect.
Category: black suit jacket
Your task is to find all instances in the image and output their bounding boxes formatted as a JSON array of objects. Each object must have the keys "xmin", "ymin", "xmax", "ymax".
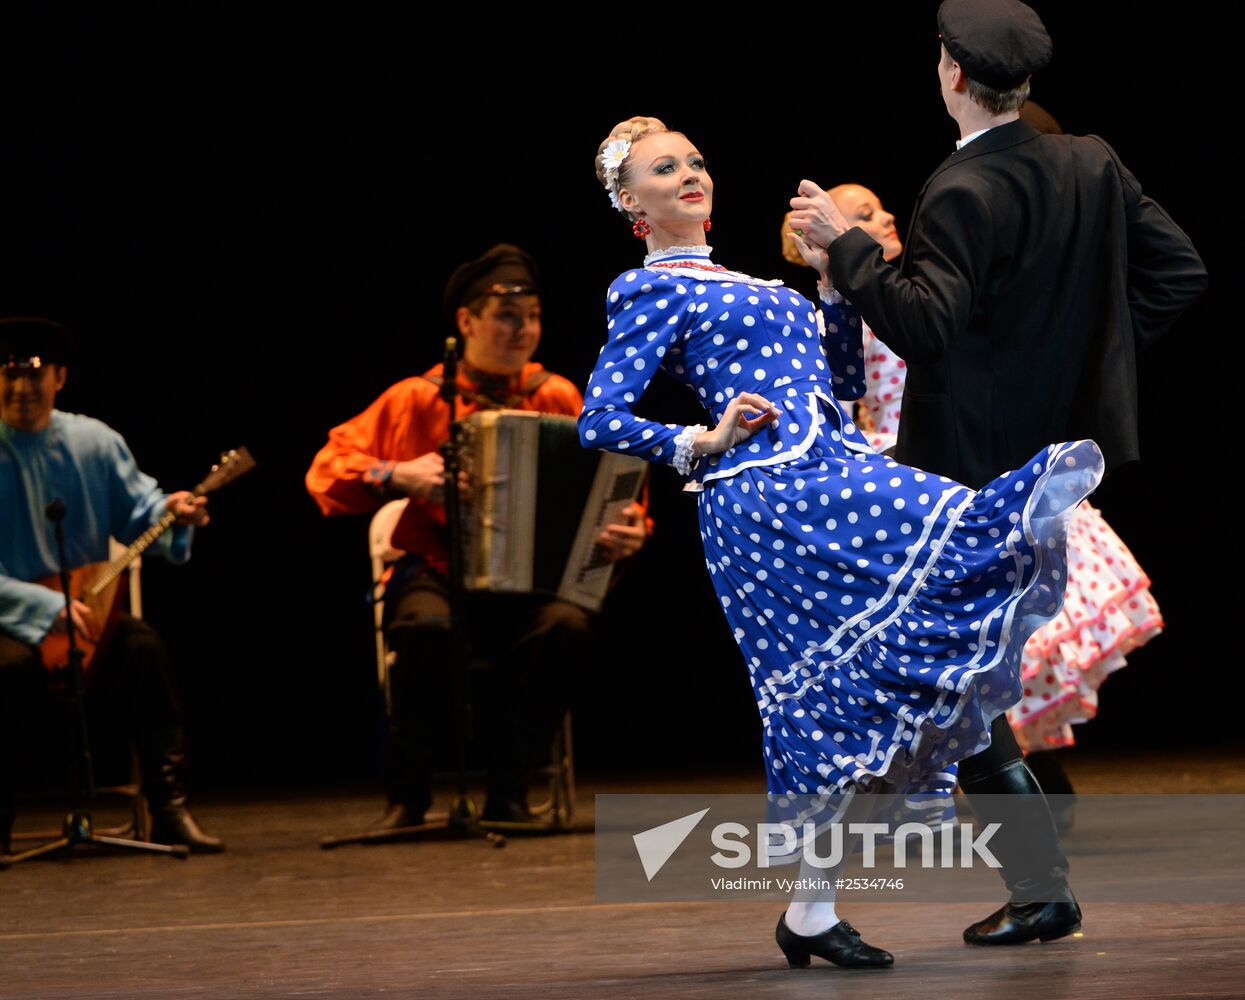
[{"xmin": 828, "ymin": 119, "xmax": 1207, "ymax": 489}]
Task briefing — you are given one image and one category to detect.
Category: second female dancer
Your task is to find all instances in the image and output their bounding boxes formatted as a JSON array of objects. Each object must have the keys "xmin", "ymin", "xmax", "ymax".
[{"xmin": 782, "ymin": 186, "xmax": 1164, "ymax": 770}]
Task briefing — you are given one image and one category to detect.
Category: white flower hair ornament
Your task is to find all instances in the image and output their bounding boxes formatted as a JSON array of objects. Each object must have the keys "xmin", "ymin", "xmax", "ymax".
[{"xmin": 601, "ymin": 139, "xmax": 631, "ymax": 212}]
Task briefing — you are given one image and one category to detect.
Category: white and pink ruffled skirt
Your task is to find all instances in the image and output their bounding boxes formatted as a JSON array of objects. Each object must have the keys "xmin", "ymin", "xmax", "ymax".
[{"xmin": 1009, "ymin": 502, "xmax": 1162, "ymax": 751}]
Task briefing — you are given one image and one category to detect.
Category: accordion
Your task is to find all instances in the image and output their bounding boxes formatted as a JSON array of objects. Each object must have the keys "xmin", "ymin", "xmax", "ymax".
[{"xmin": 459, "ymin": 410, "xmax": 647, "ymax": 611}]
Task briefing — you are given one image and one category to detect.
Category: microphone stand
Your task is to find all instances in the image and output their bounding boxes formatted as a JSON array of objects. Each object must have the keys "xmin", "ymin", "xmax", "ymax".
[
  {"xmin": 2, "ymin": 500, "xmax": 188, "ymax": 868},
  {"xmin": 322, "ymin": 336, "xmax": 503, "ymax": 850},
  {"xmin": 436, "ymin": 334, "xmax": 496, "ymax": 837}
]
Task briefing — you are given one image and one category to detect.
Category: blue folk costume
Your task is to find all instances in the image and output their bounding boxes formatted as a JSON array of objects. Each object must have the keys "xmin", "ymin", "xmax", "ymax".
[
  {"xmin": 0, "ymin": 411, "xmax": 194, "ymax": 645},
  {"xmin": 579, "ymin": 245, "xmax": 1102, "ymax": 848}
]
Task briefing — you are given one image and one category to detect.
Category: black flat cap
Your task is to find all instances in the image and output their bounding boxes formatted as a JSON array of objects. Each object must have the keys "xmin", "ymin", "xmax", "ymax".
[
  {"xmin": 443, "ymin": 244, "xmax": 540, "ymax": 318},
  {"xmin": 0, "ymin": 317, "xmax": 72, "ymax": 370},
  {"xmin": 938, "ymin": 0, "xmax": 1052, "ymax": 91}
]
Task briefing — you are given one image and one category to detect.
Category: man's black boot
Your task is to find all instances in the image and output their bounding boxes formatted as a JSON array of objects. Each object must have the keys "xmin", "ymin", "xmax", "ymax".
[{"xmin": 960, "ymin": 760, "xmax": 1080, "ymax": 944}]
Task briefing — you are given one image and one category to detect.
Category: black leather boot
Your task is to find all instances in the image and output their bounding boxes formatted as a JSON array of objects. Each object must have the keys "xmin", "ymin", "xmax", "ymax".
[
  {"xmin": 776, "ymin": 914, "xmax": 894, "ymax": 968},
  {"xmin": 1026, "ymin": 750, "xmax": 1077, "ymax": 835},
  {"xmin": 1, "ymin": 654, "xmax": 33, "ymax": 860},
  {"xmin": 149, "ymin": 797, "xmax": 225, "ymax": 854},
  {"xmin": 479, "ymin": 678, "xmax": 534, "ymax": 824},
  {"xmin": 110, "ymin": 617, "xmax": 223, "ymax": 853},
  {"xmin": 481, "ymin": 789, "xmax": 534, "ymax": 824},
  {"xmin": 140, "ymin": 728, "xmax": 225, "ymax": 854},
  {"xmin": 380, "ymin": 655, "xmax": 434, "ymax": 828},
  {"xmin": 964, "ymin": 882, "xmax": 1081, "ymax": 945},
  {"xmin": 959, "ymin": 759, "xmax": 1080, "ymax": 945}
]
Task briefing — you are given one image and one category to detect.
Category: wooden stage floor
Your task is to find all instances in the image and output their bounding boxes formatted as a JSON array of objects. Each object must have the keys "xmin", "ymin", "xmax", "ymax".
[{"xmin": 2, "ymin": 749, "xmax": 1243, "ymax": 999}]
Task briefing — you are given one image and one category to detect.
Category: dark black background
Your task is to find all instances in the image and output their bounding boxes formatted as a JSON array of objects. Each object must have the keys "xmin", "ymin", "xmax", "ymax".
[{"xmin": 2, "ymin": 5, "xmax": 1236, "ymax": 789}]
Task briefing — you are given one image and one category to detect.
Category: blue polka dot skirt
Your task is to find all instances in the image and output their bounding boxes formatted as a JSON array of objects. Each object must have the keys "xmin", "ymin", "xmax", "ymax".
[{"xmin": 697, "ymin": 416, "xmax": 1104, "ymax": 806}]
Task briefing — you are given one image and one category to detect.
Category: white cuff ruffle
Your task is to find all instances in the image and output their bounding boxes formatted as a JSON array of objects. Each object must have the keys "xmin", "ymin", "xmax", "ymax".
[{"xmin": 672, "ymin": 424, "xmax": 706, "ymax": 476}]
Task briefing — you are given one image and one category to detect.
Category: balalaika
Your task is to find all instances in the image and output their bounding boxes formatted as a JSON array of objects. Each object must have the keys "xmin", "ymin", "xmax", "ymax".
[
  {"xmin": 36, "ymin": 447, "xmax": 256, "ymax": 672},
  {"xmin": 458, "ymin": 410, "xmax": 646, "ymax": 612}
]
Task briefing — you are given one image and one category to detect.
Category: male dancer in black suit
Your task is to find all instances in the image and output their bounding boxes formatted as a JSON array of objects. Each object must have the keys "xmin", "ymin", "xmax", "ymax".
[{"xmin": 790, "ymin": 0, "xmax": 1206, "ymax": 946}]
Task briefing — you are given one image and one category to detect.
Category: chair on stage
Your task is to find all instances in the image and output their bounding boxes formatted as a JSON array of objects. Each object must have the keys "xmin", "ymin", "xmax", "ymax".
[{"xmin": 369, "ymin": 499, "xmax": 576, "ymax": 830}]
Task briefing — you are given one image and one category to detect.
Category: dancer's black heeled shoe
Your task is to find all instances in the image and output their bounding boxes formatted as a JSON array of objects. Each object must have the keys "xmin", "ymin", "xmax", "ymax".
[{"xmin": 775, "ymin": 915, "xmax": 894, "ymax": 969}]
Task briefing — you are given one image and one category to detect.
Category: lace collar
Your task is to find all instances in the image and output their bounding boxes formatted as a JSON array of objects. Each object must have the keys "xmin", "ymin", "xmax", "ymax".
[{"xmin": 642, "ymin": 244, "xmax": 784, "ymax": 287}]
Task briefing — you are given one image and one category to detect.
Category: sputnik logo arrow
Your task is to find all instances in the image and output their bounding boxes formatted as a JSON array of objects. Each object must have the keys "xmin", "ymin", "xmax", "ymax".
[{"xmin": 632, "ymin": 808, "xmax": 711, "ymax": 881}]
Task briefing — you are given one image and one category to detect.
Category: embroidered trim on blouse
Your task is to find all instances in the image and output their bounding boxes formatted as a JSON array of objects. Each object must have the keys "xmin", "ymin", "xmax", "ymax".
[
  {"xmin": 649, "ymin": 260, "xmax": 728, "ymax": 273},
  {"xmin": 643, "ymin": 264, "xmax": 785, "ymax": 288},
  {"xmin": 672, "ymin": 424, "xmax": 706, "ymax": 476},
  {"xmin": 642, "ymin": 244, "xmax": 785, "ymax": 287}
]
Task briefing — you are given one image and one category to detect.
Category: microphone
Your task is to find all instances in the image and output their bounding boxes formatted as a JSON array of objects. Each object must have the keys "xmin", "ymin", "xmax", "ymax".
[
  {"xmin": 45, "ymin": 498, "xmax": 67, "ymax": 522},
  {"xmin": 440, "ymin": 335, "xmax": 458, "ymax": 405}
]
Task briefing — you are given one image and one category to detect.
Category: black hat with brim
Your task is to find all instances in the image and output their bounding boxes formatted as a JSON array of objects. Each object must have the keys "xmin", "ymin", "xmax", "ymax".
[
  {"xmin": 443, "ymin": 244, "xmax": 540, "ymax": 320},
  {"xmin": 0, "ymin": 317, "xmax": 72, "ymax": 369}
]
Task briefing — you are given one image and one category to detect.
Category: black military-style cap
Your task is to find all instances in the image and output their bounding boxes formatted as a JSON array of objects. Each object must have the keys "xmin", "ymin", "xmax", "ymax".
[
  {"xmin": 938, "ymin": 0, "xmax": 1052, "ymax": 91},
  {"xmin": 443, "ymin": 243, "xmax": 540, "ymax": 318},
  {"xmin": 0, "ymin": 317, "xmax": 72, "ymax": 371}
]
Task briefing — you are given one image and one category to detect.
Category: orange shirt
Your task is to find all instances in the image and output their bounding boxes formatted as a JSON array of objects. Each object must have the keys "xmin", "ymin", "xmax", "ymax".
[{"xmin": 306, "ymin": 362, "xmax": 584, "ymax": 570}]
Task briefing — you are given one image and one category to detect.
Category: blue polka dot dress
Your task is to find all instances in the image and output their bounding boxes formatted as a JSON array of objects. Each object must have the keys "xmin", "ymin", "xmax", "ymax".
[{"xmin": 578, "ymin": 245, "xmax": 1103, "ymax": 825}]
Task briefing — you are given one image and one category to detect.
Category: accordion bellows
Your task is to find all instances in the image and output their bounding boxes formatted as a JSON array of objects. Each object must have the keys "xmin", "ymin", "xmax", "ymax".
[{"xmin": 460, "ymin": 410, "xmax": 646, "ymax": 611}]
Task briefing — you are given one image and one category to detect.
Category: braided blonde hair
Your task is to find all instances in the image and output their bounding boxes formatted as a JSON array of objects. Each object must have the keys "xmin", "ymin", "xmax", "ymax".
[{"xmin": 595, "ymin": 116, "xmax": 671, "ymax": 220}]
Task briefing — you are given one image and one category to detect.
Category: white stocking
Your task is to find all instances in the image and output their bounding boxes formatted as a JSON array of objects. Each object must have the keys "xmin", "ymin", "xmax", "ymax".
[
  {"xmin": 783, "ymin": 848, "xmax": 840, "ymax": 936},
  {"xmin": 783, "ymin": 787, "xmax": 881, "ymax": 937}
]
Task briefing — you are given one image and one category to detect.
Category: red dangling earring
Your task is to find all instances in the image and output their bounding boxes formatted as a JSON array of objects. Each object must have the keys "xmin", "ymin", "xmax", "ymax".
[
  {"xmin": 703, "ymin": 217, "xmax": 712, "ymax": 233},
  {"xmin": 632, "ymin": 217, "xmax": 652, "ymax": 239}
]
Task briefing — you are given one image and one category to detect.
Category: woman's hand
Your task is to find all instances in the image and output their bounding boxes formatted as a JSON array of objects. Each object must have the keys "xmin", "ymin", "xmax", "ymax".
[
  {"xmin": 789, "ymin": 179, "xmax": 851, "ymax": 255},
  {"xmin": 694, "ymin": 392, "xmax": 781, "ymax": 457},
  {"xmin": 787, "ymin": 230, "xmax": 830, "ymax": 281},
  {"xmin": 780, "ymin": 211, "xmax": 812, "ymax": 267}
]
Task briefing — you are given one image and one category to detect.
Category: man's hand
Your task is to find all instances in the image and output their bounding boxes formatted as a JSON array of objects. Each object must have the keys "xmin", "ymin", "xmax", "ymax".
[
  {"xmin": 789, "ymin": 179, "xmax": 852, "ymax": 252},
  {"xmin": 165, "ymin": 491, "xmax": 210, "ymax": 527},
  {"xmin": 390, "ymin": 452, "xmax": 468, "ymax": 504},
  {"xmin": 597, "ymin": 502, "xmax": 649, "ymax": 563},
  {"xmin": 48, "ymin": 599, "xmax": 96, "ymax": 639}
]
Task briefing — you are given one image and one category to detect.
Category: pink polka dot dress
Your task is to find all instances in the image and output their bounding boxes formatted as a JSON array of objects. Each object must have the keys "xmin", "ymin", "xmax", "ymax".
[
  {"xmin": 579, "ymin": 246, "xmax": 1103, "ymax": 818},
  {"xmin": 855, "ymin": 324, "xmax": 1162, "ymax": 752}
]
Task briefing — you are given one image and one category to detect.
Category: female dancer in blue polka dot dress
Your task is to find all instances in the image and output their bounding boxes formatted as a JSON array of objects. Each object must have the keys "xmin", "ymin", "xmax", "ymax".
[{"xmin": 584, "ymin": 118, "xmax": 1103, "ymax": 969}]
